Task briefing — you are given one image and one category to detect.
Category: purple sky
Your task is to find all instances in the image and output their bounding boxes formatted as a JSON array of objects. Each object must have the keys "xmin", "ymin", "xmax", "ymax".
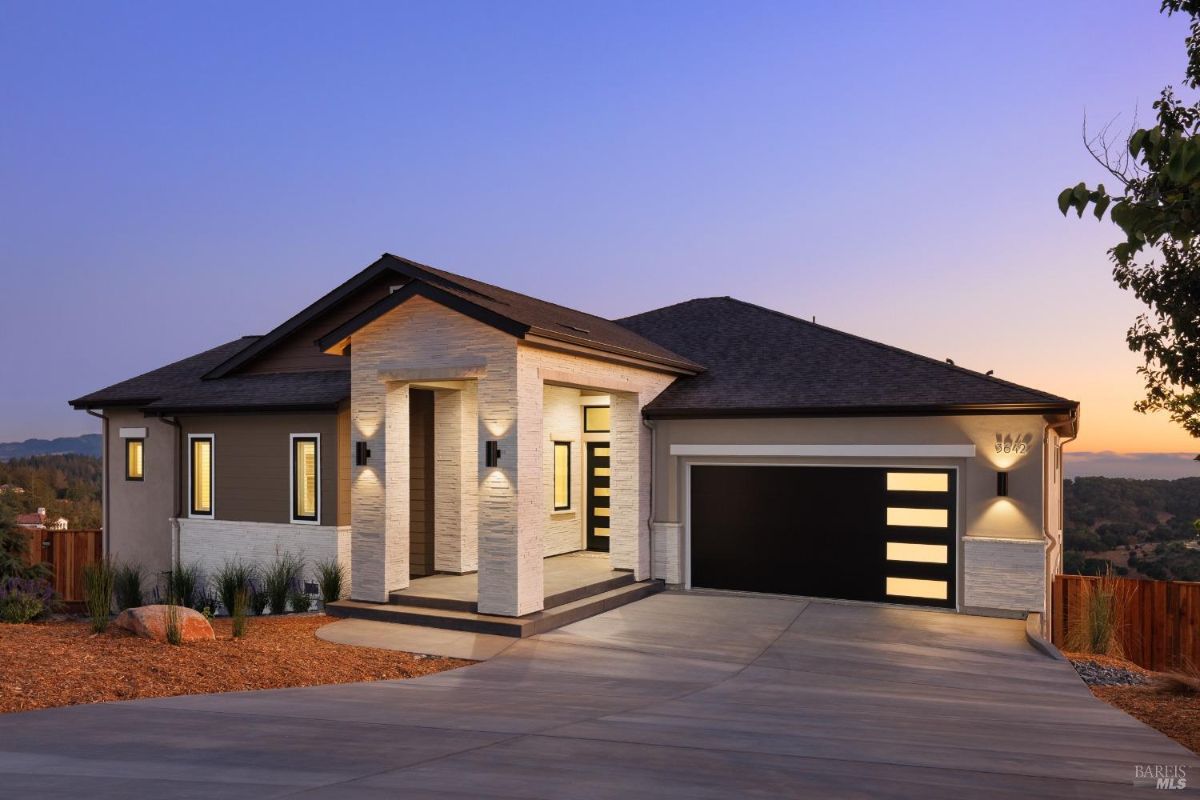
[{"xmin": 0, "ymin": 1, "xmax": 1193, "ymax": 452}]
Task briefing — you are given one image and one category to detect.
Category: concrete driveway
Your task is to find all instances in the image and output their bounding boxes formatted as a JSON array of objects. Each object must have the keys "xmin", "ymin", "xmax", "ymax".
[{"xmin": 1, "ymin": 594, "xmax": 1195, "ymax": 798}]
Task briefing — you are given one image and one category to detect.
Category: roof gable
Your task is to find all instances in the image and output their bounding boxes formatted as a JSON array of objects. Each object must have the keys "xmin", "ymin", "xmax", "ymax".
[
  {"xmin": 308, "ymin": 254, "xmax": 701, "ymax": 372},
  {"xmin": 617, "ymin": 297, "xmax": 1078, "ymax": 417}
]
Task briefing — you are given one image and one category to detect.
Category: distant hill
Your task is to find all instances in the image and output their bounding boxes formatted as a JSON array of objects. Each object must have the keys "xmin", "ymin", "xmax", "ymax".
[
  {"xmin": 1065, "ymin": 476, "xmax": 1200, "ymax": 581},
  {"xmin": 0, "ymin": 434, "xmax": 102, "ymax": 461}
]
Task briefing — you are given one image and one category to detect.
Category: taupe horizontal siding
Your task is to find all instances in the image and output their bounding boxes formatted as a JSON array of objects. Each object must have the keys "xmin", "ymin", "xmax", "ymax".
[{"xmin": 180, "ymin": 413, "xmax": 341, "ymax": 525}]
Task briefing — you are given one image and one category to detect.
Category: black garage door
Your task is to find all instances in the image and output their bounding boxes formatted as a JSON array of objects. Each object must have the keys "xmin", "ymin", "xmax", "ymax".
[{"xmin": 690, "ymin": 466, "xmax": 956, "ymax": 608}]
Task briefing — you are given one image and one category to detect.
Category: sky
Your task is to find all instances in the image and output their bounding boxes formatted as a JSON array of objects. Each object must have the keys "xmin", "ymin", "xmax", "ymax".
[{"xmin": 1, "ymin": 0, "xmax": 1197, "ymax": 461}]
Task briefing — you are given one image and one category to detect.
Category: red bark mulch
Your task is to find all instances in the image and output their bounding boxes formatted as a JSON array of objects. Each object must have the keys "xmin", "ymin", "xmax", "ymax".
[{"xmin": 0, "ymin": 614, "xmax": 470, "ymax": 714}]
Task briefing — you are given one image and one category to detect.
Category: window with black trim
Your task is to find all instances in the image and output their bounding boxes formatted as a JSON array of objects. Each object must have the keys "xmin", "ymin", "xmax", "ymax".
[
  {"xmin": 291, "ymin": 435, "xmax": 320, "ymax": 523},
  {"xmin": 553, "ymin": 441, "xmax": 571, "ymax": 511},
  {"xmin": 189, "ymin": 435, "xmax": 213, "ymax": 517},
  {"xmin": 583, "ymin": 406, "xmax": 610, "ymax": 433},
  {"xmin": 125, "ymin": 438, "xmax": 144, "ymax": 481}
]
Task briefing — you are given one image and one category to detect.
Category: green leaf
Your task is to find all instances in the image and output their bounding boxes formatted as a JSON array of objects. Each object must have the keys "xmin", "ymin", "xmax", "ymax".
[
  {"xmin": 1057, "ymin": 187, "xmax": 1074, "ymax": 215},
  {"xmin": 1130, "ymin": 129, "xmax": 1148, "ymax": 157},
  {"xmin": 1093, "ymin": 194, "xmax": 1111, "ymax": 220}
]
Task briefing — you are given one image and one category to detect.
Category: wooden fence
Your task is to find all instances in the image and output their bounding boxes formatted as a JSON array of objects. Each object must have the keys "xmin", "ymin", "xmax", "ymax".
[
  {"xmin": 1052, "ymin": 573, "xmax": 1200, "ymax": 672},
  {"xmin": 17, "ymin": 528, "xmax": 103, "ymax": 609}
]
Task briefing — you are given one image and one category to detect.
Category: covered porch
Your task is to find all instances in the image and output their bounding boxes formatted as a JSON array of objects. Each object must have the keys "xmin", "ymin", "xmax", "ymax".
[
  {"xmin": 342, "ymin": 294, "xmax": 674, "ymax": 619},
  {"xmin": 389, "ymin": 552, "xmax": 627, "ymax": 612}
]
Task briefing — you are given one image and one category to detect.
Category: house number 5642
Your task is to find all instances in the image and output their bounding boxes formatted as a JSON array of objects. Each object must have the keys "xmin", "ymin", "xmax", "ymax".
[{"xmin": 994, "ymin": 433, "xmax": 1031, "ymax": 455}]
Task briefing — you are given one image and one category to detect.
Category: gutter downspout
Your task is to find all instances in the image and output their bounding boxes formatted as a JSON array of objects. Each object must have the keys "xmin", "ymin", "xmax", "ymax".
[
  {"xmin": 85, "ymin": 409, "xmax": 109, "ymax": 555},
  {"xmin": 1042, "ymin": 411, "xmax": 1079, "ymax": 638},
  {"xmin": 643, "ymin": 417, "xmax": 656, "ymax": 582},
  {"xmin": 161, "ymin": 415, "xmax": 183, "ymax": 570}
]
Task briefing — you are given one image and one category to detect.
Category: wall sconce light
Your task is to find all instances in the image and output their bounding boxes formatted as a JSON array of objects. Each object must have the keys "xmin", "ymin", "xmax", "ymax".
[
  {"xmin": 485, "ymin": 440, "xmax": 502, "ymax": 468},
  {"xmin": 355, "ymin": 441, "xmax": 371, "ymax": 466},
  {"xmin": 996, "ymin": 470, "xmax": 1009, "ymax": 497}
]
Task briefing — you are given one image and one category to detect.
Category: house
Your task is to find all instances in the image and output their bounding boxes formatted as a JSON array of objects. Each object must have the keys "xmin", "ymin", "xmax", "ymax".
[
  {"xmin": 0, "ymin": 484, "xmax": 27, "ymax": 495},
  {"xmin": 69, "ymin": 254, "xmax": 1078, "ymax": 631},
  {"xmin": 14, "ymin": 508, "xmax": 68, "ymax": 530}
]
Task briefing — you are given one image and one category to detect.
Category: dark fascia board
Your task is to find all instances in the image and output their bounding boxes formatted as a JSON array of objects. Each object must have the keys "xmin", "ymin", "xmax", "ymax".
[
  {"xmin": 203, "ymin": 257, "xmax": 399, "ymax": 380},
  {"xmin": 642, "ymin": 401, "xmax": 1081, "ymax": 420},
  {"xmin": 316, "ymin": 280, "xmax": 530, "ymax": 352},
  {"xmin": 143, "ymin": 402, "xmax": 344, "ymax": 416},
  {"xmin": 68, "ymin": 397, "xmax": 158, "ymax": 411}
]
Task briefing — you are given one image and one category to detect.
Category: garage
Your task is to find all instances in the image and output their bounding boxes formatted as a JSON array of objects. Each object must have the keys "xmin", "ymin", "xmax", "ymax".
[{"xmin": 689, "ymin": 465, "xmax": 956, "ymax": 608}]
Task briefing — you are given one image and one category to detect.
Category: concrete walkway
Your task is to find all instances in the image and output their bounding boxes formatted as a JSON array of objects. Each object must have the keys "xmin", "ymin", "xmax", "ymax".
[{"xmin": 1, "ymin": 594, "xmax": 1196, "ymax": 798}]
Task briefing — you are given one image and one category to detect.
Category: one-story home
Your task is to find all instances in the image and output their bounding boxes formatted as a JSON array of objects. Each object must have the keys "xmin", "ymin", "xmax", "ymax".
[{"xmin": 70, "ymin": 254, "xmax": 1078, "ymax": 631}]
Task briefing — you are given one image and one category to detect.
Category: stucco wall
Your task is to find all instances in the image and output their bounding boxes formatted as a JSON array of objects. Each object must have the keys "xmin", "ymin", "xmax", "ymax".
[
  {"xmin": 654, "ymin": 415, "xmax": 1046, "ymax": 539},
  {"xmin": 105, "ymin": 409, "xmax": 177, "ymax": 576},
  {"xmin": 652, "ymin": 413, "xmax": 1054, "ymax": 613}
]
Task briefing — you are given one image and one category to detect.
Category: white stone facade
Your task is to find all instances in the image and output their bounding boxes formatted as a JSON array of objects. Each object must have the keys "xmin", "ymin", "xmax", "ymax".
[
  {"xmin": 962, "ymin": 536, "xmax": 1046, "ymax": 612},
  {"xmin": 542, "ymin": 385, "xmax": 585, "ymax": 557},
  {"xmin": 652, "ymin": 522, "xmax": 683, "ymax": 584},
  {"xmin": 177, "ymin": 517, "xmax": 351, "ymax": 598},
  {"xmin": 343, "ymin": 293, "xmax": 677, "ymax": 614}
]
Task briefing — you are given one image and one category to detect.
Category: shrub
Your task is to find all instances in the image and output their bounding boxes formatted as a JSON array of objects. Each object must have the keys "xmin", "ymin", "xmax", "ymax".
[
  {"xmin": 0, "ymin": 511, "xmax": 51, "ymax": 581},
  {"xmin": 1066, "ymin": 568, "xmax": 1131, "ymax": 658},
  {"xmin": 1153, "ymin": 672, "xmax": 1200, "ymax": 696},
  {"xmin": 231, "ymin": 588, "xmax": 249, "ymax": 638},
  {"xmin": 290, "ymin": 588, "xmax": 313, "ymax": 613},
  {"xmin": 262, "ymin": 552, "xmax": 303, "ymax": 615},
  {"xmin": 164, "ymin": 597, "xmax": 181, "ymax": 646},
  {"xmin": 0, "ymin": 577, "xmax": 55, "ymax": 623},
  {"xmin": 83, "ymin": 558, "xmax": 115, "ymax": 633},
  {"xmin": 314, "ymin": 559, "xmax": 344, "ymax": 606},
  {"xmin": 214, "ymin": 559, "xmax": 256, "ymax": 616},
  {"xmin": 165, "ymin": 562, "xmax": 201, "ymax": 609},
  {"xmin": 249, "ymin": 581, "xmax": 269, "ymax": 616},
  {"xmin": 113, "ymin": 562, "xmax": 144, "ymax": 611}
]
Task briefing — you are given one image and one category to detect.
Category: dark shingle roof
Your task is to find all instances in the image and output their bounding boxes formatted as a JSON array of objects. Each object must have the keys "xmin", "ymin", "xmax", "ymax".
[
  {"xmin": 394, "ymin": 255, "xmax": 701, "ymax": 371},
  {"xmin": 69, "ymin": 338, "xmax": 349, "ymax": 413},
  {"xmin": 617, "ymin": 297, "xmax": 1077, "ymax": 417}
]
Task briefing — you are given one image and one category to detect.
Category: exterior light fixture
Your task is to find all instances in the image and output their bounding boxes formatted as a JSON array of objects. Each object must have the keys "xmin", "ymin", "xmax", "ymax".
[
  {"xmin": 355, "ymin": 441, "xmax": 371, "ymax": 466},
  {"xmin": 996, "ymin": 471, "xmax": 1009, "ymax": 497},
  {"xmin": 485, "ymin": 440, "xmax": 502, "ymax": 468}
]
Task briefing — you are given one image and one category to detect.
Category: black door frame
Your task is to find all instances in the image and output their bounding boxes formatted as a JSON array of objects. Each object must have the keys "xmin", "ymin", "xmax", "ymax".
[
  {"xmin": 684, "ymin": 462, "xmax": 959, "ymax": 609},
  {"xmin": 586, "ymin": 442, "xmax": 611, "ymax": 552}
]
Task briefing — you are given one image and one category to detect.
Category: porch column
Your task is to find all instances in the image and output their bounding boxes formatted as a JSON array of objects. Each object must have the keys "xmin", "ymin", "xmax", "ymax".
[
  {"xmin": 350, "ymin": 377, "xmax": 411, "ymax": 602},
  {"xmin": 433, "ymin": 382, "xmax": 479, "ymax": 573},
  {"xmin": 609, "ymin": 390, "xmax": 652, "ymax": 579},
  {"xmin": 477, "ymin": 353, "xmax": 545, "ymax": 616}
]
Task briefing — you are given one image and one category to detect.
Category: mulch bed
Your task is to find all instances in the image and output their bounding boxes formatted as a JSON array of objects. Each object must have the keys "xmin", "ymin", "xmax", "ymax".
[
  {"xmin": 1066, "ymin": 651, "xmax": 1200, "ymax": 757},
  {"xmin": 0, "ymin": 614, "xmax": 471, "ymax": 714}
]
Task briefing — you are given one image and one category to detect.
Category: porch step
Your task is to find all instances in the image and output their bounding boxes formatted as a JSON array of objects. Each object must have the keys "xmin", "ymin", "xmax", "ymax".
[
  {"xmin": 386, "ymin": 570, "xmax": 636, "ymax": 613},
  {"xmin": 327, "ymin": 579, "xmax": 664, "ymax": 638}
]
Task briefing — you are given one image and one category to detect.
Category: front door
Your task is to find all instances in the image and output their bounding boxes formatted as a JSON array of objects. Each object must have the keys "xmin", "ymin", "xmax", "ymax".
[
  {"xmin": 586, "ymin": 442, "xmax": 610, "ymax": 552},
  {"xmin": 409, "ymin": 388, "xmax": 435, "ymax": 577}
]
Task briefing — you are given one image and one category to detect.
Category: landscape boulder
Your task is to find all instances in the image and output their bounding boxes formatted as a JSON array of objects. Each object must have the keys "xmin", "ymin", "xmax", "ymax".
[{"xmin": 113, "ymin": 605, "xmax": 215, "ymax": 643}]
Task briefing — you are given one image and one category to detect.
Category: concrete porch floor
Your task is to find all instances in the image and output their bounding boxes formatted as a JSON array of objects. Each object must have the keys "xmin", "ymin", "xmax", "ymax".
[{"xmin": 391, "ymin": 551, "xmax": 620, "ymax": 607}]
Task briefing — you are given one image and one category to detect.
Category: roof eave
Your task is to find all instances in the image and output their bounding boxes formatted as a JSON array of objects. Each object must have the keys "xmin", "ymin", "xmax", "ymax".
[
  {"xmin": 523, "ymin": 329, "xmax": 704, "ymax": 375},
  {"xmin": 68, "ymin": 397, "xmax": 159, "ymax": 411},
  {"xmin": 202, "ymin": 257, "xmax": 399, "ymax": 380},
  {"xmin": 642, "ymin": 401, "xmax": 1081, "ymax": 420},
  {"xmin": 143, "ymin": 401, "xmax": 345, "ymax": 416}
]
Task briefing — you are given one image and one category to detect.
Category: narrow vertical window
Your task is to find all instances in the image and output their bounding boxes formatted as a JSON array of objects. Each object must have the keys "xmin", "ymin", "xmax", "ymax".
[
  {"xmin": 125, "ymin": 438, "xmax": 144, "ymax": 481},
  {"xmin": 292, "ymin": 435, "xmax": 320, "ymax": 523},
  {"xmin": 189, "ymin": 436, "xmax": 213, "ymax": 517},
  {"xmin": 553, "ymin": 441, "xmax": 571, "ymax": 511}
]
